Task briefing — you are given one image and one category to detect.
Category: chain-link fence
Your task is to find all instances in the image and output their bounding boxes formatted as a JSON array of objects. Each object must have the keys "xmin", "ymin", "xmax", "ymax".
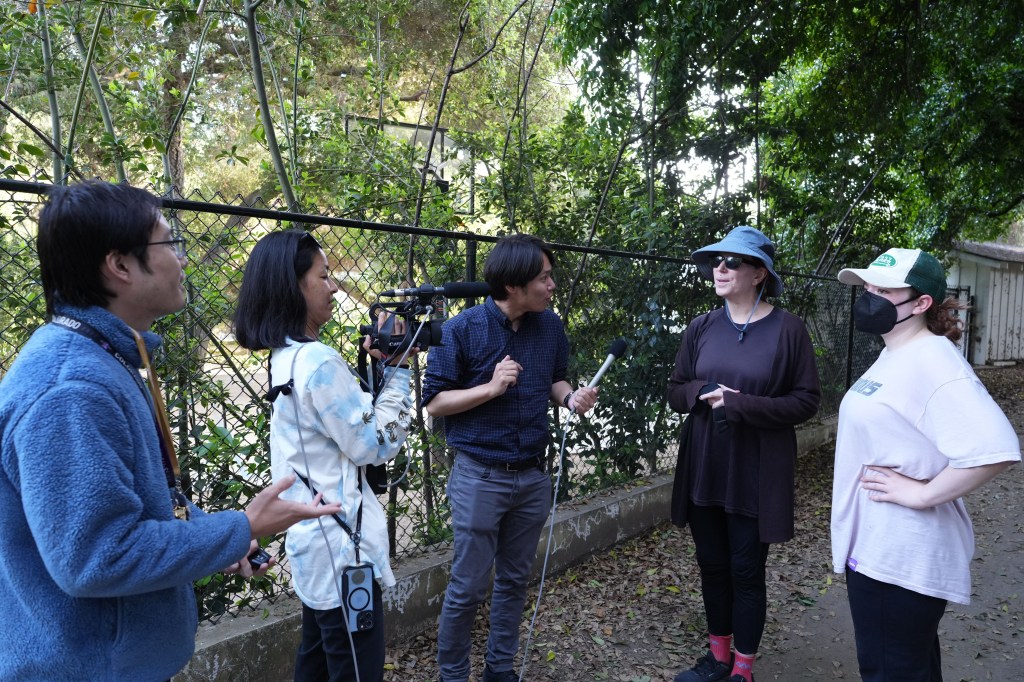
[{"xmin": 1, "ymin": 179, "xmax": 874, "ymax": 621}]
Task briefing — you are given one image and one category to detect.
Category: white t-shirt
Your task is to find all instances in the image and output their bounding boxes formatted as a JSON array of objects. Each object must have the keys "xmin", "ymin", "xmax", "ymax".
[
  {"xmin": 269, "ymin": 340, "xmax": 412, "ymax": 609},
  {"xmin": 831, "ymin": 334, "xmax": 1020, "ymax": 604}
]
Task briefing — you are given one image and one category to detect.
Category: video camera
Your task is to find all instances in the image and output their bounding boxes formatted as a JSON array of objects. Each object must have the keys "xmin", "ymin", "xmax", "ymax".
[{"xmin": 360, "ymin": 281, "xmax": 491, "ymax": 355}]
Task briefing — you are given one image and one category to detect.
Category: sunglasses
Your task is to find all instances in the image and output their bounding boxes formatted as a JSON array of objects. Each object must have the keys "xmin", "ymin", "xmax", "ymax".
[{"xmin": 708, "ymin": 254, "xmax": 758, "ymax": 270}]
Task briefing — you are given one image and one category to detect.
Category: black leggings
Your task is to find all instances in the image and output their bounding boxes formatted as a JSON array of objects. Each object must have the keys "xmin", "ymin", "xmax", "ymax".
[
  {"xmin": 293, "ymin": 580, "xmax": 386, "ymax": 682},
  {"xmin": 846, "ymin": 569, "xmax": 947, "ymax": 682},
  {"xmin": 687, "ymin": 502, "xmax": 770, "ymax": 654}
]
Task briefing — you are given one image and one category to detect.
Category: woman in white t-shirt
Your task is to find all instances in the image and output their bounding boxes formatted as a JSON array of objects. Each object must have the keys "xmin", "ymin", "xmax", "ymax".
[{"xmin": 833, "ymin": 247, "xmax": 1020, "ymax": 682}]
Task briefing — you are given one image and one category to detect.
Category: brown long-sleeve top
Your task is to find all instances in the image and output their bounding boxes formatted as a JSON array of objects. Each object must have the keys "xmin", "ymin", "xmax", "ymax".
[{"xmin": 667, "ymin": 306, "xmax": 821, "ymax": 543}]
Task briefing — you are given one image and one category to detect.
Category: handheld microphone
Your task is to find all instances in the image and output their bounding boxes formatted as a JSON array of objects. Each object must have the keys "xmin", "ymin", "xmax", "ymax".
[
  {"xmin": 381, "ymin": 281, "xmax": 491, "ymax": 298},
  {"xmin": 587, "ymin": 338, "xmax": 628, "ymax": 388}
]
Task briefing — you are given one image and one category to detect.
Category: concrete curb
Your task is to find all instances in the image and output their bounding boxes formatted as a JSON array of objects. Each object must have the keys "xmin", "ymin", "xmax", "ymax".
[{"xmin": 175, "ymin": 418, "xmax": 838, "ymax": 682}]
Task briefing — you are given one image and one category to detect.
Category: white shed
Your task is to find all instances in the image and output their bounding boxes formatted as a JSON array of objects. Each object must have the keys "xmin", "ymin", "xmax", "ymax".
[{"xmin": 949, "ymin": 240, "xmax": 1024, "ymax": 365}]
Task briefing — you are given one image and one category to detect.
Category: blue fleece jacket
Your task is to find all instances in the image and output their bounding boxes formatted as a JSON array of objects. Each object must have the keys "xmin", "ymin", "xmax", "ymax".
[{"xmin": 0, "ymin": 304, "xmax": 252, "ymax": 681}]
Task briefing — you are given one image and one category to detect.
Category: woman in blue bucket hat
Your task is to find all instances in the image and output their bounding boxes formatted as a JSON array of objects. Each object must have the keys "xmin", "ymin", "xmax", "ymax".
[{"xmin": 667, "ymin": 226, "xmax": 821, "ymax": 682}]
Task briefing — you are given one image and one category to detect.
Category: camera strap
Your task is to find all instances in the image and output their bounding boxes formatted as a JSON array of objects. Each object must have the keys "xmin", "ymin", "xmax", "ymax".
[
  {"xmin": 50, "ymin": 315, "xmax": 190, "ymax": 520},
  {"xmin": 292, "ymin": 468, "xmax": 364, "ymax": 562}
]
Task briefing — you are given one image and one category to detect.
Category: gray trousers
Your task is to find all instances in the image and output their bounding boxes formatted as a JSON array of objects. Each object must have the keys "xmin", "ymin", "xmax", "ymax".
[{"xmin": 436, "ymin": 454, "xmax": 551, "ymax": 681}]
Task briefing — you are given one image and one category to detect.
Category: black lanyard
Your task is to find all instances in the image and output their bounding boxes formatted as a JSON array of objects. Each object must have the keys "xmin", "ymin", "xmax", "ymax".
[
  {"xmin": 51, "ymin": 315, "xmax": 149, "ymax": 396},
  {"xmin": 293, "ymin": 468, "xmax": 366, "ymax": 562},
  {"xmin": 50, "ymin": 315, "xmax": 181, "ymax": 494}
]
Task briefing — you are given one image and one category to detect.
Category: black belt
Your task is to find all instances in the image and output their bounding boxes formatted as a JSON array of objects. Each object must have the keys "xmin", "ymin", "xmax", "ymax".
[{"xmin": 464, "ymin": 453, "xmax": 545, "ymax": 472}]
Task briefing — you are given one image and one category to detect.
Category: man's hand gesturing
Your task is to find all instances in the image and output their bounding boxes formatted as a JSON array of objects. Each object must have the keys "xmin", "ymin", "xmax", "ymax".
[{"xmin": 489, "ymin": 355, "xmax": 522, "ymax": 397}]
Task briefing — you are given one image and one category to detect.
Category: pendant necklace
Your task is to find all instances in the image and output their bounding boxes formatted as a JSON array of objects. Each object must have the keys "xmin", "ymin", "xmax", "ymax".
[{"xmin": 724, "ymin": 284, "xmax": 765, "ymax": 342}]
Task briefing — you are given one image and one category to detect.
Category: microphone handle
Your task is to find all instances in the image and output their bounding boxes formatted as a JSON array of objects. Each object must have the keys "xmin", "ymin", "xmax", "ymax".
[{"xmin": 587, "ymin": 354, "xmax": 616, "ymax": 388}]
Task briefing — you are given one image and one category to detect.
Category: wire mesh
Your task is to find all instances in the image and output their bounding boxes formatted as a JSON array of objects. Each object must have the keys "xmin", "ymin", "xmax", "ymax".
[{"xmin": 0, "ymin": 181, "xmax": 862, "ymax": 621}]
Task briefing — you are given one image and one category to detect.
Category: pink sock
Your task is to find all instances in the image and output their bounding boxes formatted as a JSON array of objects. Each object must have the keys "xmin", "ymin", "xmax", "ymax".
[
  {"xmin": 731, "ymin": 651, "xmax": 755, "ymax": 681},
  {"xmin": 709, "ymin": 633, "xmax": 732, "ymax": 664}
]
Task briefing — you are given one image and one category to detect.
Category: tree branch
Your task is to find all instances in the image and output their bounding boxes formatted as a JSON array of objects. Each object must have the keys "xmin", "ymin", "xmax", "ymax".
[
  {"xmin": 69, "ymin": 6, "xmax": 125, "ymax": 182},
  {"xmin": 411, "ymin": 0, "xmax": 471, "ymax": 229},
  {"xmin": 164, "ymin": 13, "xmax": 217, "ymax": 183},
  {"xmin": 0, "ymin": 98, "xmax": 83, "ymax": 182},
  {"xmin": 243, "ymin": 0, "xmax": 298, "ymax": 210},
  {"xmin": 987, "ymin": 193, "xmax": 1024, "ymax": 218},
  {"xmin": 563, "ymin": 53, "xmax": 664, "ymax": 320},
  {"xmin": 451, "ymin": 0, "xmax": 532, "ymax": 75},
  {"xmin": 814, "ymin": 162, "xmax": 888, "ymax": 277},
  {"xmin": 37, "ymin": 1, "xmax": 64, "ymax": 183}
]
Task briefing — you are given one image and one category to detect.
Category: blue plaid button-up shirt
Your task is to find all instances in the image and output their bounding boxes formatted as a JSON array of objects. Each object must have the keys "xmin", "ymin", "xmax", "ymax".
[{"xmin": 422, "ymin": 297, "xmax": 569, "ymax": 464}]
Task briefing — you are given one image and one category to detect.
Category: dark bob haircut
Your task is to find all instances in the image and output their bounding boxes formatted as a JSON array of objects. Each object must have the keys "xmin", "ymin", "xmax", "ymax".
[
  {"xmin": 37, "ymin": 181, "xmax": 163, "ymax": 316},
  {"xmin": 484, "ymin": 233, "xmax": 556, "ymax": 301},
  {"xmin": 233, "ymin": 230, "xmax": 323, "ymax": 351}
]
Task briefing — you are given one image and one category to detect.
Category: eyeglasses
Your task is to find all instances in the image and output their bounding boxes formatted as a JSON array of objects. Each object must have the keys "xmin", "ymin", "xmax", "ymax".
[
  {"xmin": 148, "ymin": 238, "xmax": 187, "ymax": 259},
  {"xmin": 708, "ymin": 254, "xmax": 757, "ymax": 270}
]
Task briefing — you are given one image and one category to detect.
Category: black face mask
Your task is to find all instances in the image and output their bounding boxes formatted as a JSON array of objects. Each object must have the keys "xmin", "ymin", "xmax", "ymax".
[{"xmin": 853, "ymin": 291, "xmax": 921, "ymax": 335}]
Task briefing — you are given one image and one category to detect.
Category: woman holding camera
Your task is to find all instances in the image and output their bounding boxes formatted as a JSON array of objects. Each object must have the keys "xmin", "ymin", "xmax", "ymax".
[
  {"xmin": 234, "ymin": 230, "xmax": 414, "ymax": 682},
  {"xmin": 832, "ymin": 248, "xmax": 1019, "ymax": 681},
  {"xmin": 667, "ymin": 226, "xmax": 820, "ymax": 682}
]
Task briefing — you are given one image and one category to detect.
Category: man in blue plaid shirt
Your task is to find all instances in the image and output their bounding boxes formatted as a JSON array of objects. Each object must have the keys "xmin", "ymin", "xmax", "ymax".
[{"xmin": 423, "ymin": 234, "xmax": 598, "ymax": 682}]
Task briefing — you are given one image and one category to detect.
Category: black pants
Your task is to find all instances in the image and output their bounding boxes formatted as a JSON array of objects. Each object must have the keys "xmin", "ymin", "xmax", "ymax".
[
  {"xmin": 846, "ymin": 569, "xmax": 947, "ymax": 682},
  {"xmin": 687, "ymin": 502, "xmax": 770, "ymax": 654},
  {"xmin": 293, "ymin": 580, "xmax": 385, "ymax": 682}
]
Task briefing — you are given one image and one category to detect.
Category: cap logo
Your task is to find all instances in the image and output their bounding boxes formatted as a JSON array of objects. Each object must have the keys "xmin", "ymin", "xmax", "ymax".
[{"xmin": 871, "ymin": 254, "xmax": 897, "ymax": 268}]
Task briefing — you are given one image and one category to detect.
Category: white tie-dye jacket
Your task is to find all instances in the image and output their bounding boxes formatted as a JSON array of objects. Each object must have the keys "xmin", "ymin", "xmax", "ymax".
[{"xmin": 269, "ymin": 339, "xmax": 412, "ymax": 609}]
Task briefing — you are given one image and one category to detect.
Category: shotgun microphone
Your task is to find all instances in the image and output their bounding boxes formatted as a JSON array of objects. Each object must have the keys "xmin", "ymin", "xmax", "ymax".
[
  {"xmin": 587, "ymin": 338, "xmax": 628, "ymax": 388},
  {"xmin": 381, "ymin": 281, "xmax": 491, "ymax": 298}
]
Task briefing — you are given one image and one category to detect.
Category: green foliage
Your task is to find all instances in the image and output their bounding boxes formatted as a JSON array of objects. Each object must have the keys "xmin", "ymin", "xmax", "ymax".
[
  {"xmin": 552, "ymin": 0, "xmax": 1024, "ymax": 272},
  {"xmin": 187, "ymin": 413, "xmax": 286, "ymax": 621},
  {"xmin": 757, "ymin": 2, "xmax": 1024, "ymax": 261}
]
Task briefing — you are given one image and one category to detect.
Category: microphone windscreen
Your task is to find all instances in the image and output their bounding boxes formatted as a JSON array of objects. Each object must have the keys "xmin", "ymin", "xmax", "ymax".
[
  {"xmin": 441, "ymin": 281, "xmax": 492, "ymax": 298},
  {"xmin": 608, "ymin": 338, "xmax": 628, "ymax": 359}
]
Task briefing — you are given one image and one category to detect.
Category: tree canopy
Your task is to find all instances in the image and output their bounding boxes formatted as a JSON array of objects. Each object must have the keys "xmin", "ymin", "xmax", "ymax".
[
  {"xmin": 553, "ymin": 0, "xmax": 1024, "ymax": 266},
  {"xmin": 0, "ymin": 0, "xmax": 1021, "ymax": 268}
]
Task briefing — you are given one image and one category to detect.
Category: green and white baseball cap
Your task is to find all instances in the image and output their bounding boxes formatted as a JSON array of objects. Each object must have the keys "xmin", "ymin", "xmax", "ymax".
[{"xmin": 838, "ymin": 248, "xmax": 947, "ymax": 302}]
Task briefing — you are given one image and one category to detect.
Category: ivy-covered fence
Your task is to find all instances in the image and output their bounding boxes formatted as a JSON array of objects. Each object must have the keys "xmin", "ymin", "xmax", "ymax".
[{"xmin": 0, "ymin": 179, "xmax": 869, "ymax": 622}]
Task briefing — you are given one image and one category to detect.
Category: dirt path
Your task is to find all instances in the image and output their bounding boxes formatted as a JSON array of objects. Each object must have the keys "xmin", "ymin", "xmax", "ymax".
[{"xmin": 384, "ymin": 366, "xmax": 1024, "ymax": 681}]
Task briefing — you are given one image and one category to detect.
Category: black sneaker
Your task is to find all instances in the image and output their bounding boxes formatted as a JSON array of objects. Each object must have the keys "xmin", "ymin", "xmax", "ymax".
[
  {"xmin": 727, "ymin": 676, "xmax": 754, "ymax": 682},
  {"xmin": 673, "ymin": 650, "xmax": 732, "ymax": 682},
  {"xmin": 482, "ymin": 664, "xmax": 519, "ymax": 682}
]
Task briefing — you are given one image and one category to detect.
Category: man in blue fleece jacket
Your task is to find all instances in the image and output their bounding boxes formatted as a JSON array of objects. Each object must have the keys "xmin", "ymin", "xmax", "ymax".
[{"xmin": 0, "ymin": 181, "xmax": 341, "ymax": 681}]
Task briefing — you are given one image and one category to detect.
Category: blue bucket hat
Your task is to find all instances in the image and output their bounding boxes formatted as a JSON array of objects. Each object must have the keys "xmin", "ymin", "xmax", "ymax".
[{"xmin": 691, "ymin": 225, "xmax": 784, "ymax": 297}]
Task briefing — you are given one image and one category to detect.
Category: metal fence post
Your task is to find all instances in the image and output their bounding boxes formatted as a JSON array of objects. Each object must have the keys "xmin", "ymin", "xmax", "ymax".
[{"xmin": 466, "ymin": 238, "xmax": 477, "ymax": 282}]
